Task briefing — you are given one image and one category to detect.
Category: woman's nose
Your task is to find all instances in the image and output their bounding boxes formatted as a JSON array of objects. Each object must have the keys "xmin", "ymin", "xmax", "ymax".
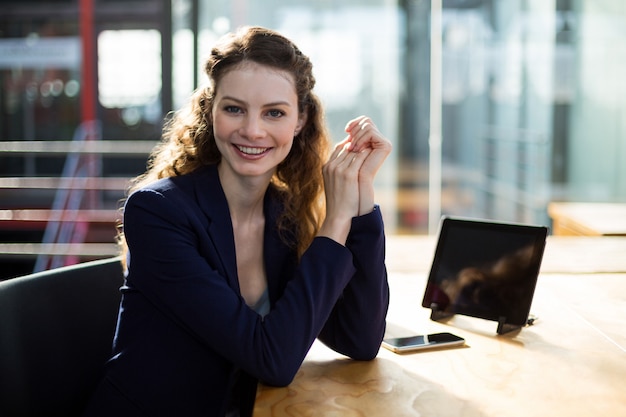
[{"xmin": 239, "ymin": 116, "xmax": 265, "ymax": 140}]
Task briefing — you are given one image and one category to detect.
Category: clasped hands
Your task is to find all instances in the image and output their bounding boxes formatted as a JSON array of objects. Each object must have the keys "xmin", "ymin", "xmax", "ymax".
[{"xmin": 319, "ymin": 116, "xmax": 392, "ymax": 245}]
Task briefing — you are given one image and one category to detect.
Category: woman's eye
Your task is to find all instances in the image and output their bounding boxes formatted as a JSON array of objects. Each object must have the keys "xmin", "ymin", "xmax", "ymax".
[
  {"xmin": 268, "ymin": 109, "xmax": 285, "ymax": 118},
  {"xmin": 225, "ymin": 106, "xmax": 242, "ymax": 114}
]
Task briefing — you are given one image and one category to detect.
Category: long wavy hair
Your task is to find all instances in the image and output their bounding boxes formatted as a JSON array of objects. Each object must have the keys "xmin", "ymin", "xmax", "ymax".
[{"xmin": 119, "ymin": 26, "xmax": 330, "ymax": 259}]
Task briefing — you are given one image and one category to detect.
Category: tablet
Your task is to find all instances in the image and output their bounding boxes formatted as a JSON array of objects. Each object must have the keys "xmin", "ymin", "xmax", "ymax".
[{"xmin": 422, "ymin": 216, "xmax": 548, "ymax": 328}]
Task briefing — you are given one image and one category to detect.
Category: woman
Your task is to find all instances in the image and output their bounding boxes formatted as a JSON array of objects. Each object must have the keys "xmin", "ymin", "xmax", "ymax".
[{"xmin": 83, "ymin": 26, "xmax": 391, "ymax": 417}]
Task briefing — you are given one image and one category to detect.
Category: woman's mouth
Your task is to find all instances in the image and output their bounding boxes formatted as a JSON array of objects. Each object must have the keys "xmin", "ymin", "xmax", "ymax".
[{"xmin": 235, "ymin": 145, "xmax": 270, "ymax": 156}]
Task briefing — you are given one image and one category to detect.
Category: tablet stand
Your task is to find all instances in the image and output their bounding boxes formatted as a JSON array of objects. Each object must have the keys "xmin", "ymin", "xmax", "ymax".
[
  {"xmin": 496, "ymin": 317, "xmax": 522, "ymax": 335},
  {"xmin": 429, "ymin": 304, "xmax": 523, "ymax": 334},
  {"xmin": 429, "ymin": 303, "xmax": 454, "ymax": 321}
]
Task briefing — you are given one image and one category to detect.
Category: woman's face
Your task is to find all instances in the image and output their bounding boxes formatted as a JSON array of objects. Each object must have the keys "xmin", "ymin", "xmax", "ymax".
[{"xmin": 211, "ymin": 62, "xmax": 306, "ymax": 182}]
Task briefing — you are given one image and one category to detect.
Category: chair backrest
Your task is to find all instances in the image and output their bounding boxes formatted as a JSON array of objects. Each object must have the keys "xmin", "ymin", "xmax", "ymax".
[{"xmin": 0, "ymin": 257, "xmax": 124, "ymax": 417}]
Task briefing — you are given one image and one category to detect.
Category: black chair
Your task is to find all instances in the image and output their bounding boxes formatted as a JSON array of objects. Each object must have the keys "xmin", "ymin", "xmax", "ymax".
[{"xmin": 0, "ymin": 257, "xmax": 124, "ymax": 417}]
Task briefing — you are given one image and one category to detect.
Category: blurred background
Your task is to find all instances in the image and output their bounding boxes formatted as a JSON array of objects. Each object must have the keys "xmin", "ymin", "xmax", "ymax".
[{"xmin": 1, "ymin": 0, "xmax": 625, "ymax": 279}]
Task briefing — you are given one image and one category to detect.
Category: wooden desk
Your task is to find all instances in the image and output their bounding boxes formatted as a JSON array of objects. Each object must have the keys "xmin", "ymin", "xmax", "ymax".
[
  {"xmin": 548, "ymin": 202, "xmax": 626, "ymax": 236},
  {"xmin": 254, "ymin": 236, "xmax": 626, "ymax": 417}
]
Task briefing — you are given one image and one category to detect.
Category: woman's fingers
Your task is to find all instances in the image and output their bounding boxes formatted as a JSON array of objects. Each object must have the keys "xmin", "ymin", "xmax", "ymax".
[
  {"xmin": 326, "ymin": 140, "xmax": 371, "ymax": 176},
  {"xmin": 345, "ymin": 116, "xmax": 391, "ymax": 154},
  {"xmin": 340, "ymin": 116, "xmax": 392, "ymax": 181}
]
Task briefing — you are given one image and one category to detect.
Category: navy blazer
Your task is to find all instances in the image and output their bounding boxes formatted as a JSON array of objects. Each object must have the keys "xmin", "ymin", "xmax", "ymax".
[{"xmin": 83, "ymin": 164, "xmax": 389, "ymax": 417}]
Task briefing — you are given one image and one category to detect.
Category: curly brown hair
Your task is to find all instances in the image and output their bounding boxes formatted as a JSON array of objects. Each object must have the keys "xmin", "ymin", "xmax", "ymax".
[{"xmin": 120, "ymin": 26, "xmax": 330, "ymax": 259}]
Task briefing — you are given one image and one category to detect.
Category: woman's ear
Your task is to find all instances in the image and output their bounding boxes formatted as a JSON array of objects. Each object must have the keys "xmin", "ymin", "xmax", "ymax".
[{"xmin": 295, "ymin": 112, "xmax": 308, "ymax": 136}]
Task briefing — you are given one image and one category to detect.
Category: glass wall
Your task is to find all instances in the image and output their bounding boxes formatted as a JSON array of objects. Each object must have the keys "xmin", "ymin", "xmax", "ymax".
[
  {"xmin": 398, "ymin": 0, "xmax": 626, "ymax": 233},
  {"xmin": 0, "ymin": 1, "xmax": 167, "ymax": 181},
  {"xmin": 567, "ymin": 0, "xmax": 626, "ymax": 201},
  {"xmin": 0, "ymin": 9, "xmax": 81, "ymax": 177}
]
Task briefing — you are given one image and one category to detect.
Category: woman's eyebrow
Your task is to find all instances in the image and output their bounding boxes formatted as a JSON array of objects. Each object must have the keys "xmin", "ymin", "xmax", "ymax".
[{"xmin": 220, "ymin": 95, "xmax": 293, "ymax": 108}]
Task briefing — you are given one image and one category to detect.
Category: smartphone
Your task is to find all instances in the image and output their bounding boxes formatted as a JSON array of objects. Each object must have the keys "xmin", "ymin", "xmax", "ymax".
[{"xmin": 382, "ymin": 332, "xmax": 465, "ymax": 353}]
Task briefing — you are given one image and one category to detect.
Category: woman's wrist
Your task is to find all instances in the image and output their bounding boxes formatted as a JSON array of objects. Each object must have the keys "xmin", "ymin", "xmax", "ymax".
[
  {"xmin": 317, "ymin": 216, "xmax": 351, "ymax": 246},
  {"xmin": 358, "ymin": 182, "xmax": 375, "ymax": 216}
]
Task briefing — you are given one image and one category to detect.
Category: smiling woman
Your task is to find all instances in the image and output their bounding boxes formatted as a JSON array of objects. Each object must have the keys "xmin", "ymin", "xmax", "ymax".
[
  {"xmin": 212, "ymin": 62, "xmax": 305, "ymax": 182},
  {"xmin": 81, "ymin": 26, "xmax": 392, "ymax": 417}
]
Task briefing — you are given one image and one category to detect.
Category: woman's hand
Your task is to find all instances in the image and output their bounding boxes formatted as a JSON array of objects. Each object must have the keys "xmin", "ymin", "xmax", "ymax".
[
  {"xmin": 318, "ymin": 139, "xmax": 372, "ymax": 246},
  {"xmin": 318, "ymin": 116, "xmax": 391, "ymax": 244},
  {"xmin": 344, "ymin": 116, "xmax": 392, "ymax": 215}
]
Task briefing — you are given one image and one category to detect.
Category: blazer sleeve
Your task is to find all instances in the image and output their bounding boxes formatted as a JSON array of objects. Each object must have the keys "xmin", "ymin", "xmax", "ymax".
[
  {"xmin": 123, "ymin": 188, "xmax": 357, "ymax": 387},
  {"xmin": 317, "ymin": 206, "xmax": 390, "ymax": 360}
]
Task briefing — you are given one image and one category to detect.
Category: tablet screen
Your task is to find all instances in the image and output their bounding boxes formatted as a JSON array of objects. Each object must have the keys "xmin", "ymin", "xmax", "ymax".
[{"xmin": 422, "ymin": 217, "xmax": 548, "ymax": 326}]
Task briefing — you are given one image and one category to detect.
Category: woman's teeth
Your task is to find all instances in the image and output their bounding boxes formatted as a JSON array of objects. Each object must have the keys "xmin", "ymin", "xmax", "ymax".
[{"xmin": 236, "ymin": 145, "xmax": 268, "ymax": 155}]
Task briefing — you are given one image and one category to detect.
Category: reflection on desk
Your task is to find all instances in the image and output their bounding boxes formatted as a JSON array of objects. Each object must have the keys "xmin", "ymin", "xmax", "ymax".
[{"xmin": 253, "ymin": 236, "xmax": 626, "ymax": 417}]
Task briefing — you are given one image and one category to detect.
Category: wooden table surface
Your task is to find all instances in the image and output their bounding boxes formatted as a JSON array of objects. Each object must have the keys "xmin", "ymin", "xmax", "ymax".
[
  {"xmin": 253, "ymin": 235, "xmax": 626, "ymax": 417},
  {"xmin": 548, "ymin": 202, "xmax": 626, "ymax": 236}
]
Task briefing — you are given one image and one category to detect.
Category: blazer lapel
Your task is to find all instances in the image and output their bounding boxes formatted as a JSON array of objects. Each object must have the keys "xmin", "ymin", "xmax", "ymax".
[
  {"xmin": 262, "ymin": 187, "xmax": 294, "ymax": 306},
  {"xmin": 191, "ymin": 165, "xmax": 240, "ymax": 293},
  {"xmin": 190, "ymin": 164, "xmax": 295, "ymax": 306}
]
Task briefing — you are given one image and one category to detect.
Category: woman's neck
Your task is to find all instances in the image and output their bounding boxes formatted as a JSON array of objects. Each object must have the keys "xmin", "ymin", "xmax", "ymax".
[{"xmin": 217, "ymin": 162, "xmax": 271, "ymax": 225}]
